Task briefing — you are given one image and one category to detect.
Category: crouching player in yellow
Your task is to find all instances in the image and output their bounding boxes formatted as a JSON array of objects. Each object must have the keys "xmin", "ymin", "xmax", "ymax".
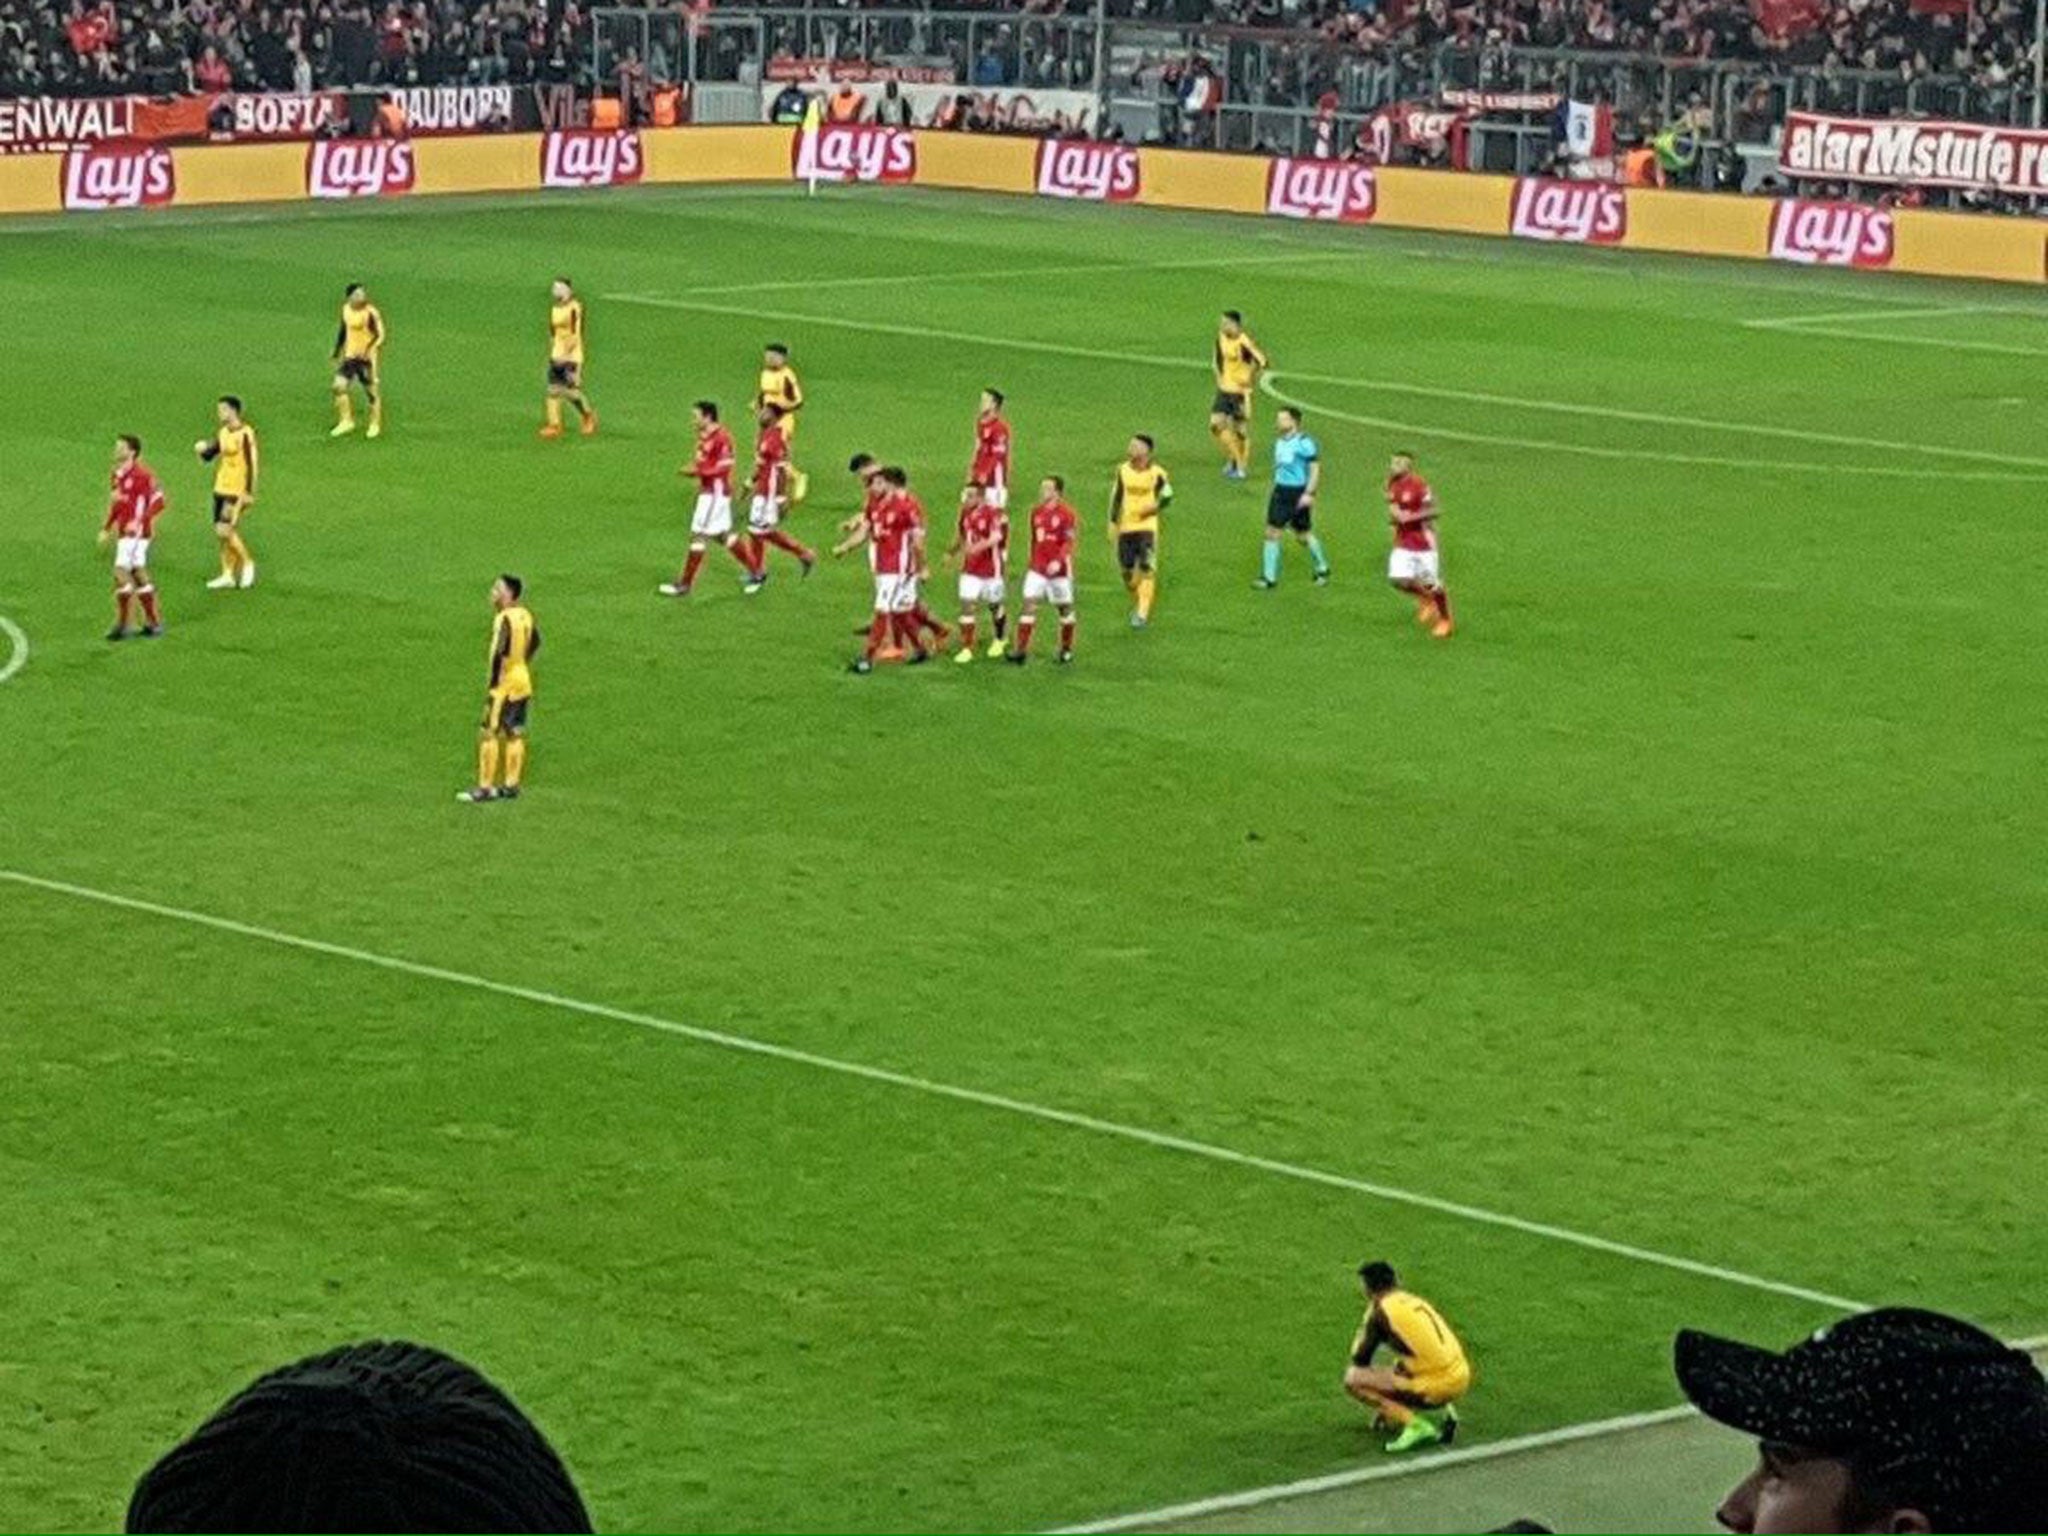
[
  {"xmin": 196, "ymin": 394, "xmax": 258, "ymax": 590},
  {"xmin": 459, "ymin": 574, "xmax": 540, "ymax": 804},
  {"xmin": 1343, "ymin": 1260, "xmax": 1472, "ymax": 1453}
]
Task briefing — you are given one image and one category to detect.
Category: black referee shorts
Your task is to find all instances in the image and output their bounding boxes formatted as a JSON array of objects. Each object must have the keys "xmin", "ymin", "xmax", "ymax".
[{"xmin": 1266, "ymin": 485, "xmax": 1312, "ymax": 532}]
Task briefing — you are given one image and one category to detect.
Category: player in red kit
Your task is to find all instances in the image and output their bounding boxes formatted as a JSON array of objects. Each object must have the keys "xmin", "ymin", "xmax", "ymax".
[
  {"xmin": 832, "ymin": 463, "xmax": 931, "ymax": 673},
  {"xmin": 970, "ymin": 388, "xmax": 1012, "ymax": 510},
  {"xmin": 946, "ymin": 480, "xmax": 1010, "ymax": 664},
  {"xmin": 97, "ymin": 434, "xmax": 167, "ymax": 641},
  {"xmin": 1384, "ymin": 450, "xmax": 1452, "ymax": 638},
  {"xmin": 660, "ymin": 400, "xmax": 765, "ymax": 598},
  {"xmin": 1008, "ymin": 475, "xmax": 1079, "ymax": 665},
  {"xmin": 883, "ymin": 468, "xmax": 951, "ymax": 653},
  {"xmin": 744, "ymin": 405, "xmax": 816, "ymax": 577}
]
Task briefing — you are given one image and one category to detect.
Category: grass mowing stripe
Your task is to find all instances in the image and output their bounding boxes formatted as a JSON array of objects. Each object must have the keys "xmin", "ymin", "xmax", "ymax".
[
  {"xmin": 1, "ymin": 867, "xmax": 1872, "ymax": 1315},
  {"xmin": 604, "ymin": 292, "xmax": 2048, "ymax": 471}
]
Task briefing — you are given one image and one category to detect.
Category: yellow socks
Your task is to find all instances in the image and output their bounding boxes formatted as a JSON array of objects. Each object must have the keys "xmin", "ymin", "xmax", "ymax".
[
  {"xmin": 1136, "ymin": 577, "xmax": 1156, "ymax": 620},
  {"xmin": 545, "ymin": 396, "xmax": 563, "ymax": 429},
  {"xmin": 1230, "ymin": 428, "xmax": 1250, "ymax": 470},
  {"xmin": 477, "ymin": 736, "xmax": 501, "ymax": 789},
  {"xmin": 219, "ymin": 544, "xmax": 237, "ymax": 579},
  {"xmin": 334, "ymin": 395, "xmax": 354, "ymax": 428},
  {"xmin": 227, "ymin": 533, "xmax": 252, "ymax": 573},
  {"xmin": 503, "ymin": 737, "xmax": 527, "ymax": 789}
]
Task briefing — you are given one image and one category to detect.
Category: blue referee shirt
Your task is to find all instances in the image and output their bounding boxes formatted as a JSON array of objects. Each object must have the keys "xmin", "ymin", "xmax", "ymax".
[{"xmin": 1273, "ymin": 431, "xmax": 1318, "ymax": 489}]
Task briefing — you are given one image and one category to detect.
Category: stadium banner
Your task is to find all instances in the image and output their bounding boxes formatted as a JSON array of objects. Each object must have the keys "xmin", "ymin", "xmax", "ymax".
[
  {"xmin": 60, "ymin": 141, "xmax": 177, "ymax": 210},
  {"xmin": 1265, "ymin": 157, "xmax": 1378, "ymax": 223},
  {"xmin": 305, "ymin": 138, "xmax": 417, "ymax": 200},
  {"xmin": 1623, "ymin": 182, "xmax": 1771, "ymax": 259},
  {"xmin": 1766, "ymin": 199, "xmax": 1896, "ymax": 268},
  {"xmin": 540, "ymin": 129, "xmax": 646, "ymax": 190},
  {"xmin": 0, "ymin": 95, "xmax": 141, "ymax": 154},
  {"xmin": 1132, "ymin": 145, "xmax": 1265, "ymax": 215},
  {"xmin": 1508, "ymin": 177, "xmax": 1627, "ymax": 244},
  {"xmin": 912, "ymin": 130, "xmax": 1037, "ymax": 194},
  {"xmin": 1371, "ymin": 164, "xmax": 1505, "ymax": 235},
  {"xmin": 766, "ymin": 59, "xmax": 957, "ymax": 84},
  {"xmin": 171, "ymin": 139, "xmax": 307, "ymax": 207},
  {"xmin": 410, "ymin": 131, "xmax": 535, "ymax": 196},
  {"xmin": 641, "ymin": 125, "xmax": 789, "ymax": 184},
  {"xmin": 1779, "ymin": 110, "xmax": 2048, "ymax": 194},
  {"xmin": 0, "ymin": 151, "xmax": 60, "ymax": 213},
  {"xmin": 792, "ymin": 122, "xmax": 917, "ymax": 184},
  {"xmin": 1890, "ymin": 205, "xmax": 2046, "ymax": 282},
  {"xmin": 1035, "ymin": 140, "xmax": 1140, "ymax": 202},
  {"xmin": 227, "ymin": 91, "xmax": 350, "ymax": 141},
  {"xmin": 756, "ymin": 84, "xmax": 1098, "ymax": 134}
]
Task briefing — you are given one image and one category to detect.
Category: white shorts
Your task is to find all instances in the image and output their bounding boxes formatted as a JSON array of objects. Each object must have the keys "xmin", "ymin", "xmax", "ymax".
[
  {"xmin": 691, "ymin": 492, "xmax": 734, "ymax": 539},
  {"xmin": 957, "ymin": 574, "xmax": 1005, "ymax": 608},
  {"xmin": 748, "ymin": 494, "xmax": 783, "ymax": 533},
  {"xmin": 873, "ymin": 573, "xmax": 918, "ymax": 614},
  {"xmin": 1388, "ymin": 547, "xmax": 1440, "ymax": 586},
  {"xmin": 114, "ymin": 536, "xmax": 151, "ymax": 570},
  {"xmin": 983, "ymin": 480, "xmax": 1008, "ymax": 510},
  {"xmin": 1023, "ymin": 569, "xmax": 1074, "ymax": 606}
]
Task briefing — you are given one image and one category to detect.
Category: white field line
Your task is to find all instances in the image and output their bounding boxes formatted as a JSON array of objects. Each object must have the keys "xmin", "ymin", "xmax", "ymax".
[
  {"xmin": 1054, "ymin": 1332, "xmax": 2048, "ymax": 1534},
  {"xmin": 0, "ymin": 616, "xmax": 28, "ymax": 685},
  {"xmin": 1261, "ymin": 376, "xmax": 2048, "ymax": 483},
  {"xmin": 0, "ymin": 867, "xmax": 1868, "ymax": 1314},
  {"xmin": 604, "ymin": 292, "xmax": 2048, "ymax": 478},
  {"xmin": 1747, "ymin": 326, "xmax": 2048, "ymax": 359},
  {"xmin": 1743, "ymin": 303, "xmax": 2002, "ymax": 330}
]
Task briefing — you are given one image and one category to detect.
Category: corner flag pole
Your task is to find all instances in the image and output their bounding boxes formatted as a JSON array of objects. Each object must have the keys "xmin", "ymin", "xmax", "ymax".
[{"xmin": 800, "ymin": 96, "xmax": 823, "ymax": 197}]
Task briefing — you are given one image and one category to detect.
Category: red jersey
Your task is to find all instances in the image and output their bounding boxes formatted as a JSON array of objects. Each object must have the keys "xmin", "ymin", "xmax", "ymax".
[
  {"xmin": 753, "ymin": 424, "xmax": 789, "ymax": 499},
  {"xmin": 1386, "ymin": 472, "xmax": 1438, "ymax": 552},
  {"xmin": 957, "ymin": 502, "xmax": 1009, "ymax": 580},
  {"xmin": 693, "ymin": 425, "xmax": 736, "ymax": 495},
  {"xmin": 1028, "ymin": 498, "xmax": 1079, "ymax": 577},
  {"xmin": 971, "ymin": 413, "xmax": 1012, "ymax": 488},
  {"xmin": 104, "ymin": 463, "xmax": 166, "ymax": 538},
  {"xmin": 868, "ymin": 495, "xmax": 913, "ymax": 576}
]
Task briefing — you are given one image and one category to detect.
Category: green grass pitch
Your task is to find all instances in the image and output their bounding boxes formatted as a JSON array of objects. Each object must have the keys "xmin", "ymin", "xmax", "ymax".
[{"xmin": 2, "ymin": 183, "xmax": 2044, "ymax": 1533}]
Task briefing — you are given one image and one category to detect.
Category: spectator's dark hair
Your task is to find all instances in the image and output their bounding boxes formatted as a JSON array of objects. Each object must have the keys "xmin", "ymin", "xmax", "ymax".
[
  {"xmin": 984, "ymin": 388, "xmax": 1005, "ymax": 408},
  {"xmin": 1222, "ymin": 309, "xmax": 1243, "ymax": 323},
  {"xmin": 218, "ymin": 395, "xmax": 242, "ymax": 414},
  {"xmin": 965, "ymin": 479, "xmax": 987, "ymax": 492},
  {"xmin": 764, "ymin": 341, "xmax": 788, "ymax": 356},
  {"xmin": 554, "ymin": 275, "xmax": 572, "ymax": 288},
  {"xmin": 499, "ymin": 574, "xmax": 523, "ymax": 599},
  {"xmin": 1278, "ymin": 406, "xmax": 1301, "ymax": 426},
  {"xmin": 125, "ymin": 1340, "xmax": 592, "ymax": 1534},
  {"xmin": 880, "ymin": 466, "xmax": 908, "ymax": 487},
  {"xmin": 344, "ymin": 283, "xmax": 365, "ymax": 299},
  {"xmin": 1394, "ymin": 448, "xmax": 1417, "ymax": 462},
  {"xmin": 119, "ymin": 434, "xmax": 142, "ymax": 455},
  {"xmin": 1359, "ymin": 1260, "xmax": 1398, "ymax": 1293},
  {"xmin": 1132, "ymin": 433, "xmax": 1155, "ymax": 451},
  {"xmin": 1046, "ymin": 474, "xmax": 1065, "ymax": 493},
  {"xmin": 848, "ymin": 453, "xmax": 877, "ymax": 472},
  {"xmin": 694, "ymin": 400, "xmax": 718, "ymax": 421}
]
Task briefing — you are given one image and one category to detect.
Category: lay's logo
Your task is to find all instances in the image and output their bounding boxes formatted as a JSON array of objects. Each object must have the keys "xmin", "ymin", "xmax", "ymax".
[
  {"xmin": 1034, "ymin": 141, "xmax": 1139, "ymax": 202},
  {"xmin": 1265, "ymin": 158, "xmax": 1377, "ymax": 222}
]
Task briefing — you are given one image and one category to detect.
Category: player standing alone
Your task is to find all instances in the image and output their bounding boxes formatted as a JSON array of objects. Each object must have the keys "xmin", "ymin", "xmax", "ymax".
[
  {"xmin": 661, "ymin": 401, "xmax": 766, "ymax": 598},
  {"xmin": 459, "ymin": 575, "xmax": 540, "ymax": 804},
  {"xmin": 98, "ymin": 434, "xmax": 166, "ymax": 640},
  {"xmin": 539, "ymin": 278, "xmax": 598, "ymax": 439},
  {"xmin": 197, "ymin": 394, "xmax": 259, "ymax": 591},
  {"xmin": 1385, "ymin": 450, "xmax": 1453, "ymax": 638},
  {"xmin": 330, "ymin": 283, "xmax": 385, "ymax": 439},
  {"xmin": 1111, "ymin": 434, "xmax": 1171, "ymax": 629},
  {"xmin": 745, "ymin": 406, "xmax": 816, "ymax": 576},
  {"xmin": 1007, "ymin": 476, "xmax": 1079, "ymax": 666},
  {"xmin": 1254, "ymin": 407, "xmax": 1330, "ymax": 590},
  {"xmin": 947, "ymin": 481, "xmax": 1009, "ymax": 664},
  {"xmin": 1210, "ymin": 310, "xmax": 1267, "ymax": 481},
  {"xmin": 971, "ymin": 388, "xmax": 1012, "ymax": 510}
]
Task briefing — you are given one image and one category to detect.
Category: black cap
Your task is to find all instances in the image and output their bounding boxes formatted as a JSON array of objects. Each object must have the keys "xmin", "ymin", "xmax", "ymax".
[{"xmin": 1674, "ymin": 1309, "xmax": 2048, "ymax": 1532}]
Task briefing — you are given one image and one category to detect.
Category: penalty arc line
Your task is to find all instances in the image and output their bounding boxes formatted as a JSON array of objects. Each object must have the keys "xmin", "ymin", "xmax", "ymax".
[
  {"xmin": 602, "ymin": 293, "xmax": 2048, "ymax": 474},
  {"xmin": 0, "ymin": 866, "xmax": 1868, "ymax": 1315},
  {"xmin": 0, "ymin": 615, "xmax": 28, "ymax": 685},
  {"xmin": 1052, "ymin": 1332, "xmax": 2048, "ymax": 1533}
]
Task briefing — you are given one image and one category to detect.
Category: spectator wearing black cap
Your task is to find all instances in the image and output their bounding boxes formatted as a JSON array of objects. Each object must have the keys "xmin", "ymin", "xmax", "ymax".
[
  {"xmin": 126, "ymin": 1339, "xmax": 593, "ymax": 1533},
  {"xmin": 1674, "ymin": 1308, "xmax": 2048, "ymax": 1534}
]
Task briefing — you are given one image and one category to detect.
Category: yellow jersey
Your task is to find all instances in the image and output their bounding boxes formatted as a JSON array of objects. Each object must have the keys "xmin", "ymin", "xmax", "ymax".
[
  {"xmin": 756, "ymin": 364, "xmax": 803, "ymax": 415},
  {"xmin": 1355, "ymin": 1289, "xmax": 1468, "ymax": 1377},
  {"xmin": 1112, "ymin": 461, "xmax": 1171, "ymax": 534},
  {"xmin": 338, "ymin": 301, "xmax": 385, "ymax": 362},
  {"xmin": 1214, "ymin": 330, "xmax": 1267, "ymax": 395},
  {"xmin": 549, "ymin": 298, "xmax": 585, "ymax": 366},
  {"xmin": 211, "ymin": 423, "xmax": 257, "ymax": 498},
  {"xmin": 489, "ymin": 604, "xmax": 540, "ymax": 701}
]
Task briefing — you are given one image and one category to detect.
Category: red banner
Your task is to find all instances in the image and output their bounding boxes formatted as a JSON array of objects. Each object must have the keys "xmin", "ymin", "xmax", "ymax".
[
  {"xmin": 540, "ymin": 129, "xmax": 644, "ymax": 189},
  {"xmin": 1264, "ymin": 158, "xmax": 1377, "ymax": 222},
  {"xmin": 60, "ymin": 142, "xmax": 176, "ymax": 209},
  {"xmin": 766, "ymin": 58, "xmax": 956, "ymax": 84},
  {"xmin": 1509, "ymin": 177, "xmax": 1626, "ymax": 244},
  {"xmin": 305, "ymin": 139, "xmax": 416, "ymax": 200},
  {"xmin": 1033, "ymin": 140, "xmax": 1139, "ymax": 202},
  {"xmin": 1767, "ymin": 199, "xmax": 1896, "ymax": 267},
  {"xmin": 0, "ymin": 96, "xmax": 136, "ymax": 153},
  {"xmin": 1779, "ymin": 110, "xmax": 2048, "ymax": 193},
  {"xmin": 791, "ymin": 122, "xmax": 917, "ymax": 184}
]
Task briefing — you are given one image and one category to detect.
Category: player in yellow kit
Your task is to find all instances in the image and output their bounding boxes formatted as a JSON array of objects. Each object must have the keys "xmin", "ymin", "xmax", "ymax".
[
  {"xmin": 331, "ymin": 283, "xmax": 385, "ymax": 439},
  {"xmin": 1343, "ymin": 1260, "xmax": 1472, "ymax": 1453},
  {"xmin": 1110, "ymin": 434, "xmax": 1171, "ymax": 629},
  {"xmin": 754, "ymin": 342, "xmax": 808, "ymax": 502},
  {"xmin": 539, "ymin": 277, "xmax": 598, "ymax": 439},
  {"xmin": 1210, "ymin": 309, "xmax": 1267, "ymax": 480},
  {"xmin": 459, "ymin": 574, "xmax": 541, "ymax": 804},
  {"xmin": 195, "ymin": 394, "xmax": 259, "ymax": 590}
]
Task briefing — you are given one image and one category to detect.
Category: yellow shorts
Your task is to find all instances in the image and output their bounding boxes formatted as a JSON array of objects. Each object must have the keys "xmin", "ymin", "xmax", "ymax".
[
  {"xmin": 1392, "ymin": 1360, "xmax": 1471, "ymax": 1407},
  {"xmin": 482, "ymin": 689, "xmax": 532, "ymax": 734},
  {"xmin": 777, "ymin": 411, "xmax": 799, "ymax": 443}
]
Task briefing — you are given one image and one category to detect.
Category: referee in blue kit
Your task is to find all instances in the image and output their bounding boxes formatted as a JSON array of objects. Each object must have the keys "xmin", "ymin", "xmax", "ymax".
[{"xmin": 1254, "ymin": 406, "xmax": 1331, "ymax": 589}]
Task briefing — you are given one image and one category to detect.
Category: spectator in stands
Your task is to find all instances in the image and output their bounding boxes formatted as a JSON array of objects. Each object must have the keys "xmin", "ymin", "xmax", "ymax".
[
  {"xmin": 193, "ymin": 42, "xmax": 231, "ymax": 92},
  {"xmin": 126, "ymin": 1340, "xmax": 593, "ymax": 1534},
  {"xmin": 767, "ymin": 79, "xmax": 809, "ymax": 123},
  {"xmin": 827, "ymin": 80, "xmax": 865, "ymax": 120},
  {"xmin": 1675, "ymin": 1309, "xmax": 2048, "ymax": 1535},
  {"xmin": 875, "ymin": 78, "xmax": 914, "ymax": 126}
]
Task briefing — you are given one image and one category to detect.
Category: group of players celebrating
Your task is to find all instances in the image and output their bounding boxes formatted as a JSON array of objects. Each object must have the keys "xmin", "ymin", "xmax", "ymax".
[{"xmin": 91, "ymin": 286, "xmax": 1454, "ymax": 803}]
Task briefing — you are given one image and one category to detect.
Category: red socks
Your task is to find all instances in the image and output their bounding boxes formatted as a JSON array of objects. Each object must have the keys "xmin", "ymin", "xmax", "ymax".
[
  {"xmin": 137, "ymin": 587, "xmax": 160, "ymax": 626},
  {"xmin": 724, "ymin": 537, "xmax": 761, "ymax": 577},
  {"xmin": 115, "ymin": 590, "xmax": 133, "ymax": 626},
  {"xmin": 763, "ymin": 530, "xmax": 813, "ymax": 562},
  {"xmin": 681, "ymin": 547, "xmax": 706, "ymax": 587},
  {"xmin": 864, "ymin": 614, "xmax": 891, "ymax": 658},
  {"xmin": 1015, "ymin": 614, "xmax": 1035, "ymax": 654},
  {"xmin": 1059, "ymin": 616, "xmax": 1075, "ymax": 652}
]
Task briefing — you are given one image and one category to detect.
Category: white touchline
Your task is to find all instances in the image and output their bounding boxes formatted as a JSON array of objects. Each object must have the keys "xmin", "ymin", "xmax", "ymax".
[
  {"xmin": 602, "ymin": 293, "xmax": 2048, "ymax": 473},
  {"xmin": 1743, "ymin": 304, "xmax": 2006, "ymax": 330},
  {"xmin": 0, "ymin": 866, "xmax": 1868, "ymax": 1313},
  {"xmin": 0, "ymin": 615, "xmax": 28, "ymax": 685},
  {"xmin": 1052, "ymin": 1332, "xmax": 2048, "ymax": 1533},
  {"xmin": 1261, "ymin": 376, "xmax": 2048, "ymax": 483},
  {"xmin": 1742, "ymin": 326, "xmax": 2048, "ymax": 360}
]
